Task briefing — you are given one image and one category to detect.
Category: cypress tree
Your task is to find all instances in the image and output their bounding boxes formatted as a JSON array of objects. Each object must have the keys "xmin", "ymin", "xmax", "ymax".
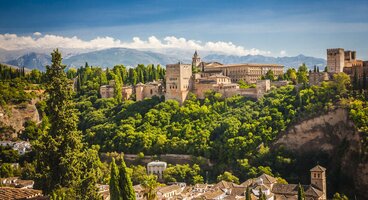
[
  {"xmin": 110, "ymin": 158, "xmax": 122, "ymax": 200},
  {"xmin": 34, "ymin": 49, "xmax": 100, "ymax": 198},
  {"xmin": 353, "ymin": 69, "xmax": 359, "ymax": 90},
  {"xmin": 114, "ymin": 72, "xmax": 123, "ymax": 103},
  {"xmin": 298, "ymin": 183, "xmax": 305, "ymax": 200},
  {"xmin": 119, "ymin": 157, "xmax": 136, "ymax": 200},
  {"xmin": 363, "ymin": 69, "xmax": 367, "ymax": 90},
  {"xmin": 245, "ymin": 186, "xmax": 251, "ymax": 200}
]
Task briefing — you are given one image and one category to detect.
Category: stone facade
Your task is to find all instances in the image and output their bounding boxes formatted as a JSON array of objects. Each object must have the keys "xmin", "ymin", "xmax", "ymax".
[
  {"xmin": 327, "ymin": 48, "xmax": 345, "ymax": 73},
  {"xmin": 122, "ymin": 86, "xmax": 133, "ymax": 101},
  {"xmin": 202, "ymin": 63, "xmax": 284, "ymax": 84},
  {"xmin": 327, "ymin": 48, "xmax": 367, "ymax": 78},
  {"xmin": 100, "ymin": 80, "xmax": 133, "ymax": 100},
  {"xmin": 99, "ymin": 80, "xmax": 115, "ymax": 98},
  {"xmin": 309, "ymin": 72, "xmax": 329, "ymax": 86},
  {"xmin": 165, "ymin": 62, "xmax": 192, "ymax": 104},
  {"xmin": 193, "ymin": 74, "xmax": 239, "ymax": 99},
  {"xmin": 135, "ymin": 80, "xmax": 164, "ymax": 101}
]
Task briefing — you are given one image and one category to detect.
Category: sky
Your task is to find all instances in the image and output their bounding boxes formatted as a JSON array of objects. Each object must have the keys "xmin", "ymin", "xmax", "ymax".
[{"xmin": 1, "ymin": 0, "xmax": 368, "ymax": 59}]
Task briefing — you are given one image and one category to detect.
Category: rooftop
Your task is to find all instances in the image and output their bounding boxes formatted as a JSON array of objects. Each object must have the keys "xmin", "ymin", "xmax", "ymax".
[
  {"xmin": 310, "ymin": 165, "xmax": 326, "ymax": 172},
  {"xmin": 0, "ymin": 187, "xmax": 43, "ymax": 200}
]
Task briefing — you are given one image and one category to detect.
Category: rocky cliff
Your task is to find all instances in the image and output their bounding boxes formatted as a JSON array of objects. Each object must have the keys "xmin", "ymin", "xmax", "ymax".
[
  {"xmin": 0, "ymin": 100, "xmax": 40, "ymax": 139},
  {"xmin": 273, "ymin": 108, "xmax": 367, "ymax": 199}
]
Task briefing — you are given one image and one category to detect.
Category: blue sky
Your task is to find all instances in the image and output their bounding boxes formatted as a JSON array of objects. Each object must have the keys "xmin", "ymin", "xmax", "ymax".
[{"xmin": 1, "ymin": 0, "xmax": 368, "ymax": 59}]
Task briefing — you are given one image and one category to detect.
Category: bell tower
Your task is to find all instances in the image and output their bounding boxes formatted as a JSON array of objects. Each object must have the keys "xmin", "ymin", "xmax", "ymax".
[
  {"xmin": 192, "ymin": 50, "xmax": 201, "ymax": 67},
  {"xmin": 310, "ymin": 165, "xmax": 327, "ymax": 200}
]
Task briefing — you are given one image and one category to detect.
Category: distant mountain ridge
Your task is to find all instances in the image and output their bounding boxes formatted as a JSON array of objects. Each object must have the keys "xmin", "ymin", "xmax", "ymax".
[
  {"xmin": 7, "ymin": 52, "xmax": 51, "ymax": 71},
  {"xmin": 1, "ymin": 48, "xmax": 326, "ymax": 71},
  {"xmin": 203, "ymin": 54, "xmax": 326, "ymax": 69}
]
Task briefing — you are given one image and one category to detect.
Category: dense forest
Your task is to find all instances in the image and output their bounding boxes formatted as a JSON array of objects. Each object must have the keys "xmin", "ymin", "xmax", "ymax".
[{"xmin": 0, "ymin": 51, "xmax": 367, "ymax": 199}]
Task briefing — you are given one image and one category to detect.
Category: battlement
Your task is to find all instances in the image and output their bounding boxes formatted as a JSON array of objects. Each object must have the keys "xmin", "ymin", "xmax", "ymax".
[{"xmin": 327, "ymin": 48, "xmax": 344, "ymax": 54}]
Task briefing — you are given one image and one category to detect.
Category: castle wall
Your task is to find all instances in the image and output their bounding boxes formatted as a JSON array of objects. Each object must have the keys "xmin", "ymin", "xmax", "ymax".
[{"xmin": 309, "ymin": 72, "xmax": 329, "ymax": 86}]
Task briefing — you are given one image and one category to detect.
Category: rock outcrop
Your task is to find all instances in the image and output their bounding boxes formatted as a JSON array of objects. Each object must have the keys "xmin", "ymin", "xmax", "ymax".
[
  {"xmin": 0, "ymin": 100, "xmax": 40, "ymax": 138},
  {"xmin": 273, "ymin": 108, "xmax": 367, "ymax": 199}
]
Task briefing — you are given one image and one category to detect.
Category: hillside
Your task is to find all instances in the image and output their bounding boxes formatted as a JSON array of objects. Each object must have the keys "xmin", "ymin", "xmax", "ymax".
[
  {"xmin": 6, "ymin": 52, "xmax": 51, "ymax": 71},
  {"xmin": 273, "ymin": 108, "xmax": 367, "ymax": 199}
]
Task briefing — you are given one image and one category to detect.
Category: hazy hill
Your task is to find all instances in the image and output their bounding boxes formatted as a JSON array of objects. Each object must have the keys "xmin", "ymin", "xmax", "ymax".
[
  {"xmin": 203, "ymin": 54, "xmax": 326, "ymax": 69},
  {"xmin": 63, "ymin": 48, "xmax": 179, "ymax": 68},
  {"xmin": 2, "ymin": 47, "xmax": 326, "ymax": 70},
  {"xmin": 6, "ymin": 52, "xmax": 51, "ymax": 71}
]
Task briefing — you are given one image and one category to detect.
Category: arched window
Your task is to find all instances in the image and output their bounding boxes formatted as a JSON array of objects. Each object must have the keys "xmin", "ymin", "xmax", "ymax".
[{"xmin": 150, "ymin": 89, "xmax": 153, "ymax": 94}]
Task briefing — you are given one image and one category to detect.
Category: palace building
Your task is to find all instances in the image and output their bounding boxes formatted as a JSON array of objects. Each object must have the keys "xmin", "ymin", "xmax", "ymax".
[
  {"xmin": 193, "ymin": 51, "xmax": 284, "ymax": 83},
  {"xmin": 100, "ymin": 51, "xmax": 286, "ymax": 104}
]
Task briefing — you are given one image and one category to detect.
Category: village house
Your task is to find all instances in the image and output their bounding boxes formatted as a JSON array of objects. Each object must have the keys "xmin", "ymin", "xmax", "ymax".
[
  {"xmin": 157, "ymin": 184, "xmax": 183, "ymax": 200},
  {"xmin": 0, "ymin": 141, "xmax": 31, "ymax": 155},
  {"xmin": 147, "ymin": 160, "xmax": 167, "ymax": 179},
  {"xmin": 0, "ymin": 187, "xmax": 45, "ymax": 200}
]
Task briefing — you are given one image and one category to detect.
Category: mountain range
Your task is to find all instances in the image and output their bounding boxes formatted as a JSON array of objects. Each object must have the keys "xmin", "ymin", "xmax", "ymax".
[{"xmin": 0, "ymin": 48, "xmax": 326, "ymax": 71}]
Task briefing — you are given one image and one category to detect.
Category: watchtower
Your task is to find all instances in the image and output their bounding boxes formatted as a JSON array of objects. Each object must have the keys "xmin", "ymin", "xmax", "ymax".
[{"xmin": 310, "ymin": 165, "xmax": 327, "ymax": 200}]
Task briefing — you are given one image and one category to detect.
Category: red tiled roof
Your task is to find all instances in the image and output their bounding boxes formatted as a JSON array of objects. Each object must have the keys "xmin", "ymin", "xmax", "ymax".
[{"xmin": 0, "ymin": 187, "xmax": 43, "ymax": 200}]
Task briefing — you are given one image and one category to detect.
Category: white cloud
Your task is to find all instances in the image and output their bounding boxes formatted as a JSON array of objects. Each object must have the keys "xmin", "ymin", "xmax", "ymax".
[
  {"xmin": 0, "ymin": 33, "xmax": 271, "ymax": 56},
  {"xmin": 33, "ymin": 32, "xmax": 42, "ymax": 36},
  {"xmin": 280, "ymin": 50, "xmax": 287, "ymax": 56}
]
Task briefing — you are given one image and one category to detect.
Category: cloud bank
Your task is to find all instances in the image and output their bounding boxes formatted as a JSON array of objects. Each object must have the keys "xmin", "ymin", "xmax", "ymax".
[{"xmin": 0, "ymin": 33, "xmax": 271, "ymax": 56}]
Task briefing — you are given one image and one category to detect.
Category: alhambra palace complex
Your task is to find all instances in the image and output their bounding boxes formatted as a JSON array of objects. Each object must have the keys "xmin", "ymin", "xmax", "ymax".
[
  {"xmin": 100, "ymin": 51, "xmax": 286, "ymax": 103},
  {"xmin": 100, "ymin": 48, "xmax": 368, "ymax": 104}
]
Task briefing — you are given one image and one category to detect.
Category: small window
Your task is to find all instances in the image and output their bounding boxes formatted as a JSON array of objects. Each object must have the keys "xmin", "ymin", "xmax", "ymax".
[{"xmin": 150, "ymin": 89, "xmax": 153, "ymax": 94}]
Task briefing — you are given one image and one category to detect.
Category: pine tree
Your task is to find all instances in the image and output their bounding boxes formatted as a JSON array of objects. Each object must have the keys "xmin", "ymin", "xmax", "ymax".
[
  {"xmin": 298, "ymin": 183, "xmax": 305, "ymax": 200},
  {"xmin": 119, "ymin": 157, "xmax": 136, "ymax": 200},
  {"xmin": 245, "ymin": 186, "xmax": 251, "ymax": 200},
  {"xmin": 110, "ymin": 158, "xmax": 122, "ymax": 200}
]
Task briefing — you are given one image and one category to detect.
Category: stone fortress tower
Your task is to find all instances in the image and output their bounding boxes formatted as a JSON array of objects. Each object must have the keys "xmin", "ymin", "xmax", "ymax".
[
  {"xmin": 327, "ymin": 48, "xmax": 345, "ymax": 73},
  {"xmin": 165, "ymin": 62, "xmax": 192, "ymax": 104},
  {"xmin": 310, "ymin": 165, "xmax": 327, "ymax": 200},
  {"xmin": 192, "ymin": 50, "xmax": 201, "ymax": 67}
]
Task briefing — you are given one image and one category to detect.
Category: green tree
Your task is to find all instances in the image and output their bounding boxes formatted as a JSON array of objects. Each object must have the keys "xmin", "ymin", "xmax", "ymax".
[
  {"xmin": 258, "ymin": 188, "xmax": 266, "ymax": 200},
  {"xmin": 297, "ymin": 183, "xmax": 305, "ymax": 200},
  {"xmin": 110, "ymin": 158, "xmax": 122, "ymax": 200},
  {"xmin": 363, "ymin": 69, "xmax": 367, "ymax": 90},
  {"xmin": 119, "ymin": 158, "xmax": 136, "ymax": 200},
  {"xmin": 297, "ymin": 64, "xmax": 309, "ymax": 85},
  {"xmin": 332, "ymin": 192, "xmax": 349, "ymax": 200},
  {"xmin": 332, "ymin": 72, "xmax": 351, "ymax": 96},
  {"xmin": 34, "ymin": 49, "xmax": 99, "ymax": 198},
  {"xmin": 265, "ymin": 70, "xmax": 275, "ymax": 81},
  {"xmin": 353, "ymin": 69, "xmax": 359, "ymax": 90},
  {"xmin": 245, "ymin": 186, "xmax": 251, "ymax": 200},
  {"xmin": 142, "ymin": 175, "xmax": 160, "ymax": 200},
  {"xmin": 217, "ymin": 171, "xmax": 239, "ymax": 184}
]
